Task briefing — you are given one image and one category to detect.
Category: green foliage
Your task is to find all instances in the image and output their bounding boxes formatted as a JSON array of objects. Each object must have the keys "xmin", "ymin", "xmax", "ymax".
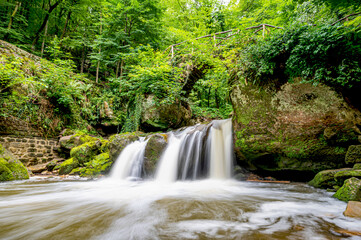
[{"xmin": 239, "ymin": 24, "xmax": 361, "ymax": 88}]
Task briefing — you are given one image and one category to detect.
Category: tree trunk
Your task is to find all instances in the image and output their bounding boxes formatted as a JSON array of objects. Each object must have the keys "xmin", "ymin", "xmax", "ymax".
[
  {"xmin": 215, "ymin": 88, "xmax": 219, "ymax": 108},
  {"xmin": 115, "ymin": 60, "xmax": 120, "ymax": 78},
  {"xmin": 7, "ymin": 1, "xmax": 21, "ymax": 30},
  {"xmin": 41, "ymin": 20, "xmax": 48, "ymax": 57},
  {"xmin": 60, "ymin": 10, "xmax": 71, "ymax": 40},
  {"xmin": 95, "ymin": 12, "xmax": 102, "ymax": 84},
  {"xmin": 80, "ymin": 46, "xmax": 85, "ymax": 74},
  {"xmin": 32, "ymin": 0, "xmax": 62, "ymax": 50}
]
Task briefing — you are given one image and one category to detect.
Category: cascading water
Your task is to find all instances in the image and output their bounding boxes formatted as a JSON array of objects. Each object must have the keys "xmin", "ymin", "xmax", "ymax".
[
  {"xmin": 110, "ymin": 138, "xmax": 148, "ymax": 180},
  {"xmin": 155, "ymin": 119, "xmax": 234, "ymax": 182},
  {"xmin": 110, "ymin": 119, "xmax": 234, "ymax": 182}
]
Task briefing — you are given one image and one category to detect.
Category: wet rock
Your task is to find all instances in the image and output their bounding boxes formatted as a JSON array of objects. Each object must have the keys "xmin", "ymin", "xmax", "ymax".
[
  {"xmin": 308, "ymin": 168, "xmax": 351, "ymax": 188},
  {"xmin": 28, "ymin": 164, "xmax": 47, "ymax": 174},
  {"xmin": 333, "ymin": 177, "xmax": 361, "ymax": 202},
  {"xmin": 0, "ymin": 143, "xmax": 29, "ymax": 181},
  {"xmin": 345, "ymin": 145, "xmax": 361, "ymax": 164},
  {"xmin": 108, "ymin": 132, "xmax": 142, "ymax": 161},
  {"xmin": 334, "ymin": 169, "xmax": 361, "ymax": 185},
  {"xmin": 144, "ymin": 134, "xmax": 168, "ymax": 176},
  {"xmin": 344, "ymin": 201, "xmax": 361, "ymax": 219},
  {"xmin": 71, "ymin": 152, "xmax": 111, "ymax": 177}
]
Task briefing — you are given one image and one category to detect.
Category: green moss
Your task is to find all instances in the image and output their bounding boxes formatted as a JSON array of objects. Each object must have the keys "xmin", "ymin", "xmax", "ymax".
[
  {"xmin": 333, "ymin": 177, "xmax": 361, "ymax": 202},
  {"xmin": 70, "ymin": 140, "xmax": 102, "ymax": 165},
  {"xmin": 353, "ymin": 163, "xmax": 361, "ymax": 170},
  {"xmin": 0, "ymin": 157, "xmax": 29, "ymax": 181},
  {"xmin": 74, "ymin": 153, "xmax": 112, "ymax": 177},
  {"xmin": 0, "ymin": 158, "xmax": 14, "ymax": 181},
  {"xmin": 0, "ymin": 144, "xmax": 4, "ymax": 155},
  {"xmin": 308, "ymin": 169, "xmax": 349, "ymax": 188},
  {"xmin": 58, "ymin": 158, "xmax": 79, "ymax": 175},
  {"xmin": 334, "ymin": 170, "xmax": 361, "ymax": 185}
]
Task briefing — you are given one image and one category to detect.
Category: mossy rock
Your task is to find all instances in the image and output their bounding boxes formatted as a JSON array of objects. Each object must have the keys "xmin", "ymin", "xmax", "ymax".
[
  {"xmin": 309, "ymin": 168, "xmax": 352, "ymax": 188},
  {"xmin": 345, "ymin": 145, "xmax": 361, "ymax": 164},
  {"xmin": 353, "ymin": 163, "xmax": 361, "ymax": 170},
  {"xmin": 70, "ymin": 140, "xmax": 103, "ymax": 165},
  {"xmin": 0, "ymin": 143, "xmax": 29, "ymax": 181},
  {"xmin": 334, "ymin": 169, "xmax": 361, "ymax": 186},
  {"xmin": 73, "ymin": 152, "xmax": 112, "ymax": 178},
  {"xmin": 333, "ymin": 177, "xmax": 361, "ymax": 202},
  {"xmin": 108, "ymin": 132, "xmax": 143, "ymax": 161},
  {"xmin": 58, "ymin": 158, "xmax": 79, "ymax": 175},
  {"xmin": 143, "ymin": 134, "xmax": 168, "ymax": 176},
  {"xmin": 46, "ymin": 160, "xmax": 58, "ymax": 171},
  {"xmin": 59, "ymin": 133, "xmax": 99, "ymax": 157}
]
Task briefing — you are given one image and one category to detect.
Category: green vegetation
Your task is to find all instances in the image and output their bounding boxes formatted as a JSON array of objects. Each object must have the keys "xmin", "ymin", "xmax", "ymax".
[
  {"xmin": 0, "ymin": 143, "xmax": 29, "ymax": 181},
  {"xmin": 0, "ymin": 0, "xmax": 360, "ymax": 135}
]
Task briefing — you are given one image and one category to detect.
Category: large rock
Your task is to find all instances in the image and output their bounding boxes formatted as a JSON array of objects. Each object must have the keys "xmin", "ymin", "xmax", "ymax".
[
  {"xmin": 0, "ymin": 143, "xmax": 29, "ymax": 181},
  {"xmin": 230, "ymin": 81, "xmax": 361, "ymax": 180},
  {"xmin": 344, "ymin": 201, "xmax": 361, "ymax": 219},
  {"xmin": 58, "ymin": 158, "xmax": 79, "ymax": 175},
  {"xmin": 143, "ymin": 134, "xmax": 168, "ymax": 176},
  {"xmin": 334, "ymin": 169, "xmax": 361, "ymax": 186},
  {"xmin": 59, "ymin": 133, "xmax": 98, "ymax": 157},
  {"xmin": 333, "ymin": 177, "xmax": 361, "ymax": 202},
  {"xmin": 308, "ymin": 168, "xmax": 352, "ymax": 189},
  {"xmin": 141, "ymin": 95, "xmax": 191, "ymax": 132},
  {"xmin": 70, "ymin": 140, "xmax": 107, "ymax": 165},
  {"xmin": 345, "ymin": 145, "xmax": 361, "ymax": 164},
  {"xmin": 108, "ymin": 132, "xmax": 143, "ymax": 161}
]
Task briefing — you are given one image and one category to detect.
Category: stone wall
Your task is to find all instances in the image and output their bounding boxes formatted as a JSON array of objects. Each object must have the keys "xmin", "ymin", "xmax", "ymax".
[{"xmin": 0, "ymin": 135, "xmax": 62, "ymax": 166}]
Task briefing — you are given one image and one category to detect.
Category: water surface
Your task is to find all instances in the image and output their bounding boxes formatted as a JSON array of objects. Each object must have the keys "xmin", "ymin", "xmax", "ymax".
[{"xmin": 1, "ymin": 177, "xmax": 360, "ymax": 240}]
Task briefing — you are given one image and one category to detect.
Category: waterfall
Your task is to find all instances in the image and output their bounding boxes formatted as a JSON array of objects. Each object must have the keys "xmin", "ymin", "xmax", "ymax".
[
  {"xmin": 110, "ymin": 119, "xmax": 234, "ymax": 182},
  {"xmin": 110, "ymin": 138, "xmax": 148, "ymax": 180}
]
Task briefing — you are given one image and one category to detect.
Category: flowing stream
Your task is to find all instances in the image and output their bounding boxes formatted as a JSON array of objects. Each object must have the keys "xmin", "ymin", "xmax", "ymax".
[{"xmin": 1, "ymin": 119, "xmax": 361, "ymax": 239}]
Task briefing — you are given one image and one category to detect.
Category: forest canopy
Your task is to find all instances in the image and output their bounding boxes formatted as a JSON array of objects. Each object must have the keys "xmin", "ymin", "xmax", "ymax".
[{"xmin": 0, "ymin": 0, "xmax": 360, "ymax": 135}]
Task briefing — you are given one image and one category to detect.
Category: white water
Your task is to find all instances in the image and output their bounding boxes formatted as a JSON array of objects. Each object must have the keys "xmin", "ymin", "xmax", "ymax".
[
  {"xmin": 155, "ymin": 133, "xmax": 186, "ymax": 182},
  {"xmin": 155, "ymin": 119, "xmax": 234, "ymax": 182},
  {"xmin": 209, "ymin": 119, "xmax": 233, "ymax": 179},
  {"xmin": 1, "ymin": 178, "xmax": 361, "ymax": 240},
  {"xmin": 110, "ymin": 138, "xmax": 148, "ymax": 180}
]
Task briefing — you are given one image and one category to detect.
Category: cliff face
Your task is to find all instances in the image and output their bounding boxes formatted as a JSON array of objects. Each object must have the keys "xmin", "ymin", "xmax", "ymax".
[{"xmin": 231, "ymin": 80, "xmax": 361, "ymax": 180}]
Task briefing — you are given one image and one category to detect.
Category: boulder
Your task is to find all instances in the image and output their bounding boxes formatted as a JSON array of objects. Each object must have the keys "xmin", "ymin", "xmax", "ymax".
[
  {"xmin": 345, "ymin": 145, "xmax": 361, "ymax": 164},
  {"xmin": 143, "ymin": 134, "xmax": 168, "ymax": 176},
  {"xmin": 230, "ymin": 81, "xmax": 361, "ymax": 180},
  {"xmin": 58, "ymin": 158, "xmax": 79, "ymax": 175},
  {"xmin": 334, "ymin": 169, "xmax": 361, "ymax": 186},
  {"xmin": 71, "ymin": 152, "xmax": 112, "ymax": 177},
  {"xmin": 333, "ymin": 177, "xmax": 361, "ymax": 202},
  {"xmin": 108, "ymin": 132, "xmax": 142, "ymax": 161},
  {"xmin": 28, "ymin": 164, "xmax": 47, "ymax": 174},
  {"xmin": 354, "ymin": 163, "xmax": 361, "ymax": 170},
  {"xmin": 0, "ymin": 143, "xmax": 29, "ymax": 181},
  {"xmin": 59, "ymin": 133, "xmax": 98, "ymax": 157},
  {"xmin": 70, "ymin": 140, "xmax": 108, "ymax": 165},
  {"xmin": 344, "ymin": 201, "xmax": 361, "ymax": 219},
  {"xmin": 141, "ymin": 95, "xmax": 191, "ymax": 132},
  {"xmin": 308, "ymin": 168, "xmax": 352, "ymax": 188}
]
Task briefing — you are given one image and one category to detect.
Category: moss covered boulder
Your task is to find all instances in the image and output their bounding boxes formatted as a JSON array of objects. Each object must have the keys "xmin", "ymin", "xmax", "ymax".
[
  {"xmin": 70, "ymin": 140, "xmax": 108, "ymax": 165},
  {"xmin": 334, "ymin": 169, "xmax": 361, "ymax": 186},
  {"xmin": 333, "ymin": 177, "xmax": 361, "ymax": 202},
  {"xmin": 309, "ymin": 168, "xmax": 352, "ymax": 188},
  {"xmin": 354, "ymin": 163, "xmax": 361, "ymax": 170},
  {"xmin": 345, "ymin": 145, "xmax": 361, "ymax": 164},
  {"xmin": 0, "ymin": 143, "xmax": 29, "ymax": 181},
  {"xmin": 58, "ymin": 158, "xmax": 79, "ymax": 175},
  {"xmin": 144, "ymin": 134, "xmax": 168, "ymax": 176},
  {"xmin": 230, "ymin": 80, "xmax": 361, "ymax": 180},
  {"xmin": 71, "ymin": 152, "xmax": 112, "ymax": 177},
  {"xmin": 108, "ymin": 132, "xmax": 143, "ymax": 161},
  {"xmin": 59, "ymin": 133, "xmax": 99, "ymax": 157}
]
